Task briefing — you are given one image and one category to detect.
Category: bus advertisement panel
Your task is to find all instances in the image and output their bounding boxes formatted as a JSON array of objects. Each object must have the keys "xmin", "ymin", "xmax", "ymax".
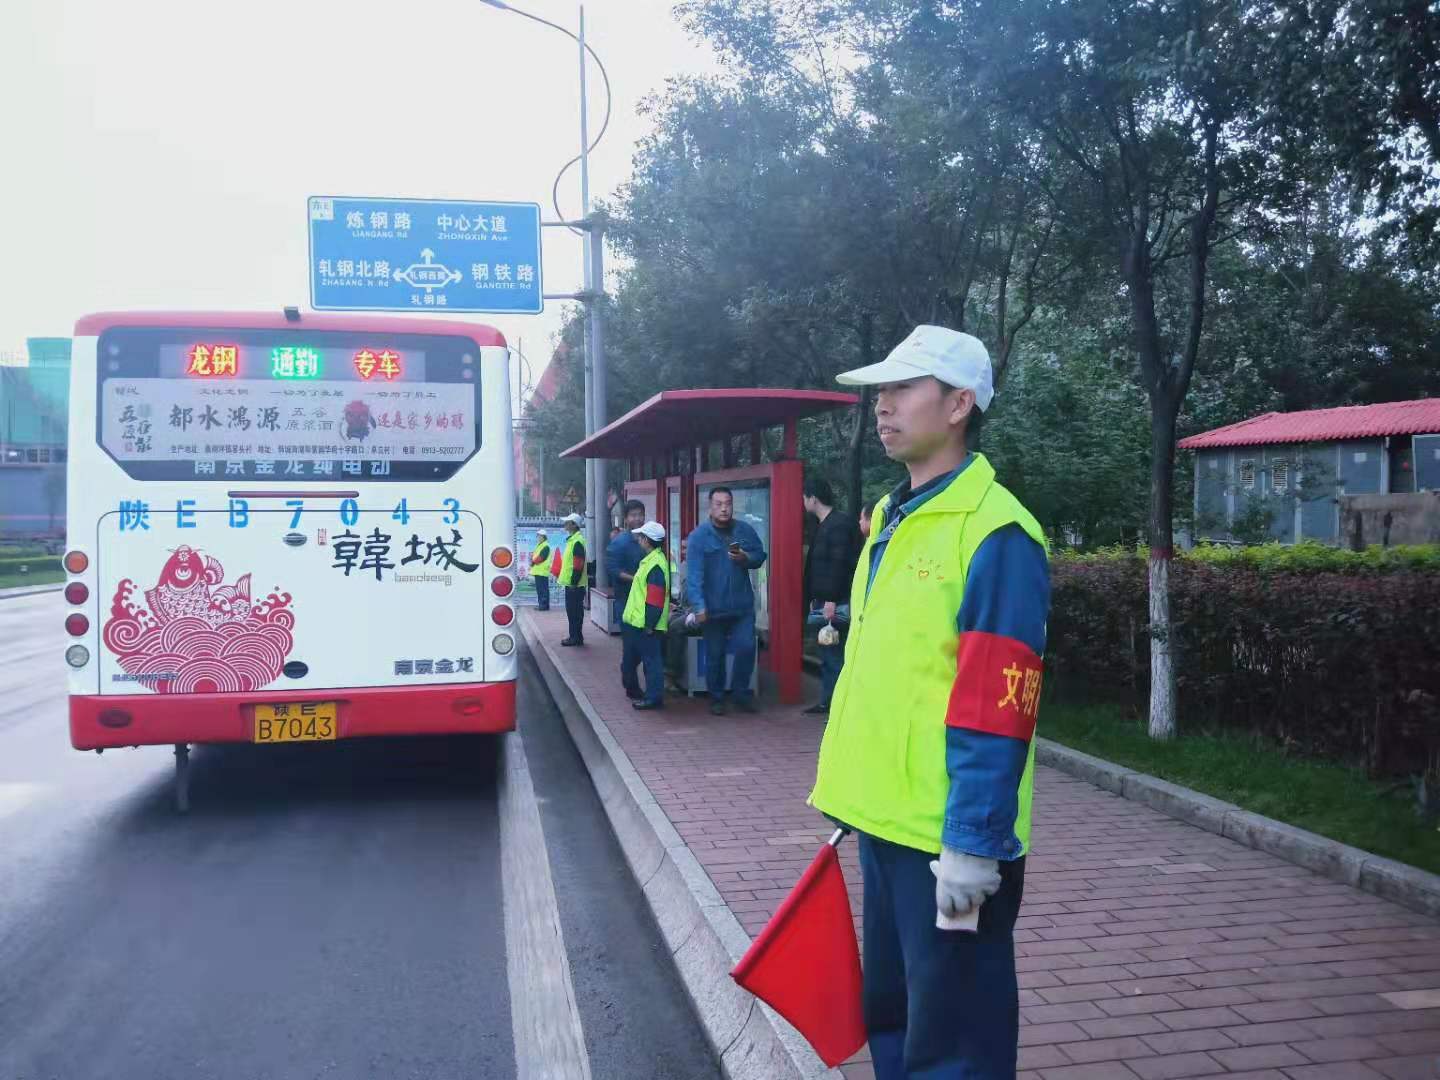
[{"xmin": 62, "ymin": 313, "xmax": 518, "ymax": 791}]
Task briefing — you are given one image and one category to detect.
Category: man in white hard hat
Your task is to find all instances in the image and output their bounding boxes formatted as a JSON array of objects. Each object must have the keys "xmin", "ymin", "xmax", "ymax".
[
  {"xmin": 621, "ymin": 521, "xmax": 671, "ymax": 710},
  {"xmin": 529, "ymin": 529, "xmax": 552, "ymax": 611},
  {"xmin": 808, "ymin": 325, "xmax": 1051, "ymax": 1078},
  {"xmin": 558, "ymin": 513, "xmax": 588, "ymax": 646}
]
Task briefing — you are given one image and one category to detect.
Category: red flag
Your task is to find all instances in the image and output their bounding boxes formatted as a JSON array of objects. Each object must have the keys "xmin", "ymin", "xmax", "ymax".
[{"xmin": 730, "ymin": 842, "xmax": 866, "ymax": 1067}]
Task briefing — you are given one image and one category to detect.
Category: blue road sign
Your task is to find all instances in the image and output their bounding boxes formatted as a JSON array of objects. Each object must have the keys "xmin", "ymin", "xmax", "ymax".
[{"xmin": 308, "ymin": 196, "xmax": 543, "ymax": 315}]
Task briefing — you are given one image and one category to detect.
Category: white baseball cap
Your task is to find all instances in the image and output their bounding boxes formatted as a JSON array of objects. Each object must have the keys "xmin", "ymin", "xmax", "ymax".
[
  {"xmin": 633, "ymin": 521, "xmax": 665, "ymax": 542},
  {"xmin": 535, "ymin": 528, "xmax": 548, "ymax": 537},
  {"xmin": 562, "ymin": 512, "xmax": 585, "ymax": 526},
  {"xmin": 836, "ymin": 325, "xmax": 994, "ymax": 411}
]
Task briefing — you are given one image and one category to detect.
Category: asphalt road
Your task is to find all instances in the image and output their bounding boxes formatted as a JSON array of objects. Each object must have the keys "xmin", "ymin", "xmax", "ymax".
[{"xmin": 0, "ymin": 591, "xmax": 718, "ymax": 1080}]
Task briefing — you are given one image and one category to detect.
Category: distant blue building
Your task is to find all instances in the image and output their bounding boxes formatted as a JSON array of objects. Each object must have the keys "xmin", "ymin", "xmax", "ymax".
[
  {"xmin": 0, "ymin": 338, "xmax": 71, "ymax": 547},
  {"xmin": 1180, "ymin": 399, "xmax": 1440, "ymax": 546}
]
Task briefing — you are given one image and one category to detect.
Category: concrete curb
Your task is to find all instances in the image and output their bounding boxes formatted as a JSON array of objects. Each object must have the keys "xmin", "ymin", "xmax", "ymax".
[
  {"xmin": 1036, "ymin": 738, "xmax": 1440, "ymax": 919},
  {"xmin": 518, "ymin": 613, "xmax": 839, "ymax": 1080},
  {"xmin": 0, "ymin": 584, "xmax": 62, "ymax": 600}
]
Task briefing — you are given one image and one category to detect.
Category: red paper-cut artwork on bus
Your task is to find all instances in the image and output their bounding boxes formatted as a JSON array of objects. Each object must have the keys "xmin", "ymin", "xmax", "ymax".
[{"xmin": 102, "ymin": 545, "xmax": 296, "ymax": 693}]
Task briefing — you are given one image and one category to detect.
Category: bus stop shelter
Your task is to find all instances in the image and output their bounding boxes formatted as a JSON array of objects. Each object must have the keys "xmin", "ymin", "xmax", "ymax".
[{"xmin": 561, "ymin": 388, "xmax": 858, "ymax": 705}]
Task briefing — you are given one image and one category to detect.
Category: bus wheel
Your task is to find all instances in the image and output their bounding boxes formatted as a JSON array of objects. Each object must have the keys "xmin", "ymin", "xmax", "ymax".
[{"xmin": 173, "ymin": 743, "xmax": 191, "ymax": 813}]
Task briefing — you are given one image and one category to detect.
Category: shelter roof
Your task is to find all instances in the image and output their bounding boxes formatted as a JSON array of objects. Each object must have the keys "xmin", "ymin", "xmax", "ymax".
[{"xmin": 561, "ymin": 388, "xmax": 858, "ymax": 459}]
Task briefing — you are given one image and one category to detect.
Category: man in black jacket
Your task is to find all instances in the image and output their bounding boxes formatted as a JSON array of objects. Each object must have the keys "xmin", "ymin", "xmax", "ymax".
[{"xmin": 802, "ymin": 477, "xmax": 863, "ymax": 715}]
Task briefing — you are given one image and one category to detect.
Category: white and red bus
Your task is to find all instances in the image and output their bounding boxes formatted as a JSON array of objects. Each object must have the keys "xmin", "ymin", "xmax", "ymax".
[{"xmin": 62, "ymin": 312, "xmax": 518, "ymax": 807}]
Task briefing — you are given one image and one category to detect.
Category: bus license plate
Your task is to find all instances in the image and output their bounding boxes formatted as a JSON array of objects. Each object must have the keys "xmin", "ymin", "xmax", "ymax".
[{"xmin": 254, "ymin": 702, "xmax": 338, "ymax": 743}]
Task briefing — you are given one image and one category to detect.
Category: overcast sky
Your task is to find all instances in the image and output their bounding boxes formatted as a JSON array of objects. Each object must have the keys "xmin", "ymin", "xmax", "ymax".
[{"xmin": 2, "ymin": 0, "xmax": 717, "ymax": 399}]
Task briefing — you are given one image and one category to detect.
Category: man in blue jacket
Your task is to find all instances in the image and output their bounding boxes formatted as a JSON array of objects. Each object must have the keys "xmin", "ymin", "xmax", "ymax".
[
  {"xmin": 686, "ymin": 487, "xmax": 767, "ymax": 715},
  {"xmin": 606, "ymin": 499, "xmax": 647, "ymax": 634}
]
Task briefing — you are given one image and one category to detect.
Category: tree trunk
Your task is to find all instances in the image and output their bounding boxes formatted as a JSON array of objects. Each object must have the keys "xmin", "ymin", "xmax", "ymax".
[
  {"xmin": 848, "ymin": 386, "xmax": 871, "ymax": 512},
  {"xmin": 1145, "ymin": 118, "xmax": 1219, "ymax": 743},
  {"xmin": 847, "ymin": 314, "xmax": 875, "ymax": 513},
  {"xmin": 1147, "ymin": 400, "xmax": 1179, "ymax": 740},
  {"xmin": 1126, "ymin": 224, "xmax": 1180, "ymax": 742}
]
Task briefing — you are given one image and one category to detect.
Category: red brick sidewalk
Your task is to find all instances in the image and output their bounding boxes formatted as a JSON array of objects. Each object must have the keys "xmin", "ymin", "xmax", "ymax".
[{"xmin": 523, "ymin": 608, "xmax": 1440, "ymax": 1080}]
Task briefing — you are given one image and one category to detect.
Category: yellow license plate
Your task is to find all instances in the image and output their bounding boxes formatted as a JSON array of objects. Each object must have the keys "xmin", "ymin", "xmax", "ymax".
[{"xmin": 254, "ymin": 702, "xmax": 338, "ymax": 743}]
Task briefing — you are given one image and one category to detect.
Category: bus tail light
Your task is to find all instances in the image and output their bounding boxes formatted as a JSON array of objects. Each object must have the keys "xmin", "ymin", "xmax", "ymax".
[
  {"xmin": 490, "ymin": 576, "xmax": 514, "ymax": 597},
  {"xmin": 65, "ymin": 582, "xmax": 89, "ymax": 605},
  {"xmin": 98, "ymin": 709, "xmax": 133, "ymax": 729},
  {"xmin": 65, "ymin": 614, "xmax": 90, "ymax": 637},
  {"xmin": 64, "ymin": 550, "xmax": 89, "ymax": 574},
  {"xmin": 65, "ymin": 644, "xmax": 90, "ymax": 668},
  {"xmin": 490, "ymin": 547, "xmax": 514, "ymax": 569},
  {"xmin": 452, "ymin": 697, "xmax": 487, "ymax": 717},
  {"xmin": 491, "ymin": 604, "xmax": 514, "ymax": 627},
  {"xmin": 492, "ymin": 633, "xmax": 515, "ymax": 656}
]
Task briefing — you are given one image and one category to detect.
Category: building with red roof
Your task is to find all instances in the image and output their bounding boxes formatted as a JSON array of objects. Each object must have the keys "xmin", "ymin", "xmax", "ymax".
[
  {"xmin": 1179, "ymin": 399, "xmax": 1440, "ymax": 545},
  {"xmin": 512, "ymin": 344, "xmax": 574, "ymax": 515}
]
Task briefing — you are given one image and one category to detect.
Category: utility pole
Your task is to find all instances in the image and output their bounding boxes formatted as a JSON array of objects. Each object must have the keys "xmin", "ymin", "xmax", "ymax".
[
  {"xmin": 577, "ymin": 5, "xmax": 608, "ymax": 590},
  {"xmin": 482, "ymin": 0, "xmax": 609, "ymax": 583}
]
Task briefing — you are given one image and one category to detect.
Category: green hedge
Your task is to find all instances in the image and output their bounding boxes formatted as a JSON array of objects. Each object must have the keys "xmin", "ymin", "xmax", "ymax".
[
  {"xmin": 1071, "ymin": 540, "xmax": 1440, "ymax": 574},
  {"xmin": 1185, "ymin": 540, "xmax": 1440, "ymax": 574},
  {"xmin": 1048, "ymin": 545, "xmax": 1440, "ymax": 778}
]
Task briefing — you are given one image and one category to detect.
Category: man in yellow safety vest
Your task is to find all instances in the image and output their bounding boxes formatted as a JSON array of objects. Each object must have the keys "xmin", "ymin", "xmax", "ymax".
[
  {"xmin": 809, "ymin": 325, "xmax": 1051, "ymax": 1078},
  {"xmin": 530, "ymin": 529, "xmax": 552, "ymax": 612},
  {"xmin": 621, "ymin": 521, "xmax": 671, "ymax": 710},
  {"xmin": 558, "ymin": 513, "xmax": 588, "ymax": 647}
]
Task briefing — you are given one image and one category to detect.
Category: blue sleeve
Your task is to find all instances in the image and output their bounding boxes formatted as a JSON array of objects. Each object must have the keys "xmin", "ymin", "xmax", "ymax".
[
  {"xmin": 686, "ymin": 528, "xmax": 707, "ymax": 611},
  {"xmin": 942, "ymin": 524, "xmax": 1050, "ymax": 859},
  {"xmin": 741, "ymin": 523, "xmax": 767, "ymax": 569},
  {"xmin": 606, "ymin": 532, "xmax": 627, "ymax": 565},
  {"xmin": 606, "ymin": 534, "xmax": 633, "ymax": 579},
  {"xmin": 643, "ymin": 564, "xmax": 667, "ymax": 631}
]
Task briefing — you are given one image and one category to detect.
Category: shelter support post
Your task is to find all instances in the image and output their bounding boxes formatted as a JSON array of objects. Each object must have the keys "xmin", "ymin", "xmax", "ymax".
[{"xmin": 768, "ymin": 459, "xmax": 805, "ymax": 705}]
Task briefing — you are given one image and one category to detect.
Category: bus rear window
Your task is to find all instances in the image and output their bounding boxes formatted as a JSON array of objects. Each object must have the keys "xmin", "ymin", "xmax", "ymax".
[{"xmin": 95, "ymin": 327, "xmax": 483, "ymax": 482}]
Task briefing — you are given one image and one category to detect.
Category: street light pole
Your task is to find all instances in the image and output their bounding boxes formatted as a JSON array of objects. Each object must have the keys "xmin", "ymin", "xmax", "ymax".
[
  {"xmin": 478, "ymin": 0, "xmax": 610, "ymax": 591},
  {"xmin": 576, "ymin": 5, "xmax": 604, "ymax": 591}
]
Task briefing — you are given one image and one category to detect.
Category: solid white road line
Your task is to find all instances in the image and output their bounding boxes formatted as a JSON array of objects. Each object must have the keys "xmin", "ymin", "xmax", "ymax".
[
  {"xmin": 498, "ymin": 726, "xmax": 593, "ymax": 1080},
  {"xmin": 0, "ymin": 782, "xmax": 46, "ymax": 820}
]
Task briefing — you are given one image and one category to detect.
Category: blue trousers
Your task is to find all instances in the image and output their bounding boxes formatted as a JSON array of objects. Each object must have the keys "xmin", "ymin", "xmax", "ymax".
[
  {"xmin": 859, "ymin": 833, "xmax": 1025, "ymax": 1079},
  {"xmin": 808, "ymin": 603, "xmax": 850, "ymax": 708},
  {"xmin": 620, "ymin": 625, "xmax": 664, "ymax": 705},
  {"xmin": 564, "ymin": 586, "xmax": 585, "ymax": 642},
  {"xmin": 701, "ymin": 611, "xmax": 755, "ymax": 704},
  {"xmin": 534, "ymin": 575, "xmax": 550, "ymax": 611}
]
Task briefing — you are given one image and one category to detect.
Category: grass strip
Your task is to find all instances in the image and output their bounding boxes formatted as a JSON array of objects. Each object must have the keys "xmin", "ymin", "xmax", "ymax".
[
  {"xmin": 1043, "ymin": 699, "xmax": 1439, "ymax": 877},
  {"xmin": 0, "ymin": 569, "xmax": 65, "ymax": 590}
]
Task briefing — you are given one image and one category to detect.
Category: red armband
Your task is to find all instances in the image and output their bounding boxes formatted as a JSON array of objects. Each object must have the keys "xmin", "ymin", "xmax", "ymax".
[
  {"xmin": 645, "ymin": 583, "xmax": 667, "ymax": 607},
  {"xmin": 945, "ymin": 630, "xmax": 1043, "ymax": 741}
]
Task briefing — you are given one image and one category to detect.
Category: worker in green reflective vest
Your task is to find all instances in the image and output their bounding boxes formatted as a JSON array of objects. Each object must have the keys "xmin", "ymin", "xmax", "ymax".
[
  {"xmin": 809, "ymin": 325, "xmax": 1051, "ymax": 1079},
  {"xmin": 558, "ymin": 513, "xmax": 588, "ymax": 647},
  {"xmin": 530, "ymin": 529, "xmax": 552, "ymax": 612},
  {"xmin": 621, "ymin": 521, "xmax": 671, "ymax": 710}
]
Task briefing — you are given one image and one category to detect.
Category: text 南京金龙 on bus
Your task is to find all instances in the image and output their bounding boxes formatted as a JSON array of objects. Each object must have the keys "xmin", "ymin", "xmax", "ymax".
[{"xmin": 62, "ymin": 312, "xmax": 518, "ymax": 807}]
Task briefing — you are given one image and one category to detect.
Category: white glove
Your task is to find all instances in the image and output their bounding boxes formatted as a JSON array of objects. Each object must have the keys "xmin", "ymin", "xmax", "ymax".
[{"xmin": 930, "ymin": 848, "xmax": 1001, "ymax": 928}]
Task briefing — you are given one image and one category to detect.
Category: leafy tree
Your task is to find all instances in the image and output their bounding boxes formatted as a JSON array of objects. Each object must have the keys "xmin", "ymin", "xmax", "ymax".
[
  {"xmin": 1267, "ymin": 0, "xmax": 1440, "ymax": 255},
  {"xmin": 1181, "ymin": 184, "xmax": 1440, "ymax": 450},
  {"xmin": 962, "ymin": 0, "xmax": 1288, "ymax": 739},
  {"xmin": 986, "ymin": 324, "xmax": 1154, "ymax": 548},
  {"xmin": 523, "ymin": 0, "xmax": 1437, "ymax": 746}
]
